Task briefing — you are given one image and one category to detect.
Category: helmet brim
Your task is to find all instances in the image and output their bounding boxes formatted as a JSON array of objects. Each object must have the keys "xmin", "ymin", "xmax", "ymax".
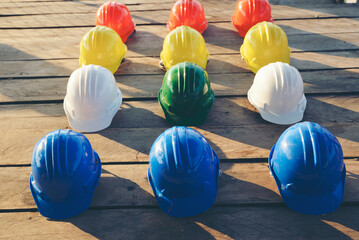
[
  {"xmin": 269, "ymin": 145, "xmax": 346, "ymax": 215},
  {"xmin": 240, "ymin": 46, "xmax": 291, "ymax": 74},
  {"xmin": 167, "ymin": 21, "xmax": 208, "ymax": 35},
  {"xmin": 248, "ymin": 89, "xmax": 306, "ymax": 125},
  {"xmin": 29, "ymin": 152, "xmax": 102, "ymax": 220},
  {"xmin": 158, "ymin": 89, "xmax": 214, "ymax": 126},
  {"xmin": 79, "ymin": 44, "xmax": 127, "ymax": 74},
  {"xmin": 63, "ymin": 88, "xmax": 122, "ymax": 133},
  {"xmin": 121, "ymin": 20, "xmax": 136, "ymax": 43},
  {"xmin": 148, "ymin": 149, "xmax": 220, "ymax": 217}
]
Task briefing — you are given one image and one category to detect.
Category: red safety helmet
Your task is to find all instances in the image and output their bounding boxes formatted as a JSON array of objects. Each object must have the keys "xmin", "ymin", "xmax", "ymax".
[
  {"xmin": 232, "ymin": 0, "xmax": 273, "ymax": 37},
  {"xmin": 167, "ymin": 0, "xmax": 208, "ymax": 34},
  {"xmin": 95, "ymin": 1, "xmax": 136, "ymax": 43}
]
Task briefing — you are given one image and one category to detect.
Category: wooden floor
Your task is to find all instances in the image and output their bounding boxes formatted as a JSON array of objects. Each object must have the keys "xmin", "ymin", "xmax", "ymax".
[{"xmin": 1, "ymin": 0, "xmax": 359, "ymax": 239}]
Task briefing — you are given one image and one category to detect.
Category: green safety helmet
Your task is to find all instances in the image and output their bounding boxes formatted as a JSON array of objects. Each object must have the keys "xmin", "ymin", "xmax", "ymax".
[{"xmin": 158, "ymin": 62, "xmax": 215, "ymax": 126}]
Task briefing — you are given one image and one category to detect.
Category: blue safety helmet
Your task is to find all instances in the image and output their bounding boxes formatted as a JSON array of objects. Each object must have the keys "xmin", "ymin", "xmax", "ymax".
[
  {"xmin": 148, "ymin": 126, "xmax": 220, "ymax": 217},
  {"xmin": 269, "ymin": 122, "xmax": 346, "ymax": 215},
  {"xmin": 29, "ymin": 129, "xmax": 102, "ymax": 219}
]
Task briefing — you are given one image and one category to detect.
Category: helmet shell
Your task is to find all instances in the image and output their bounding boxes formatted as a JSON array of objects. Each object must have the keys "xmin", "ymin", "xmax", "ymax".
[
  {"xmin": 159, "ymin": 62, "xmax": 215, "ymax": 126},
  {"xmin": 64, "ymin": 65, "xmax": 122, "ymax": 132},
  {"xmin": 240, "ymin": 21, "xmax": 290, "ymax": 73},
  {"xmin": 167, "ymin": 0, "xmax": 208, "ymax": 34},
  {"xmin": 29, "ymin": 129, "xmax": 102, "ymax": 219},
  {"xmin": 269, "ymin": 122, "xmax": 346, "ymax": 215},
  {"xmin": 160, "ymin": 26, "xmax": 209, "ymax": 70},
  {"xmin": 232, "ymin": 0, "xmax": 273, "ymax": 37},
  {"xmin": 148, "ymin": 127, "xmax": 220, "ymax": 217},
  {"xmin": 248, "ymin": 62, "xmax": 306, "ymax": 125},
  {"xmin": 80, "ymin": 26, "xmax": 127, "ymax": 73},
  {"xmin": 95, "ymin": 1, "xmax": 136, "ymax": 43}
]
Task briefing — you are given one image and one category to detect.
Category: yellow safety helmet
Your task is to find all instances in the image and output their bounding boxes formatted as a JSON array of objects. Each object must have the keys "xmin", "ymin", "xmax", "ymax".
[
  {"xmin": 80, "ymin": 26, "xmax": 127, "ymax": 74},
  {"xmin": 240, "ymin": 21, "xmax": 290, "ymax": 73},
  {"xmin": 160, "ymin": 26, "xmax": 209, "ymax": 70}
]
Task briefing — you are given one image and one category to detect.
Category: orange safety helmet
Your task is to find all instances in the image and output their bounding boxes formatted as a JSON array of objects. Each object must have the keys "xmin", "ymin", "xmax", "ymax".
[
  {"xmin": 232, "ymin": 0, "xmax": 273, "ymax": 37},
  {"xmin": 167, "ymin": 0, "xmax": 208, "ymax": 34},
  {"xmin": 95, "ymin": 1, "xmax": 136, "ymax": 43}
]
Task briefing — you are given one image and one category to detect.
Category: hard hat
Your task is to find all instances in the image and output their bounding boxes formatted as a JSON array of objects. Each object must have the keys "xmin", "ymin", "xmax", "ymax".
[
  {"xmin": 158, "ymin": 61, "xmax": 214, "ymax": 126},
  {"xmin": 148, "ymin": 126, "xmax": 220, "ymax": 217},
  {"xmin": 79, "ymin": 26, "xmax": 127, "ymax": 73},
  {"xmin": 167, "ymin": 0, "xmax": 208, "ymax": 34},
  {"xmin": 232, "ymin": 0, "xmax": 273, "ymax": 37},
  {"xmin": 240, "ymin": 21, "xmax": 290, "ymax": 73},
  {"xmin": 160, "ymin": 26, "xmax": 209, "ymax": 70},
  {"xmin": 64, "ymin": 64, "xmax": 122, "ymax": 132},
  {"xmin": 247, "ymin": 62, "xmax": 306, "ymax": 125},
  {"xmin": 29, "ymin": 129, "xmax": 102, "ymax": 219},
  {"xmin": 269, "ymin": 122, "xmax": 346, "ymax": 215},
  {"xmin": 96, "ymin": 1, "xmax": 136, "ymax": 43}
]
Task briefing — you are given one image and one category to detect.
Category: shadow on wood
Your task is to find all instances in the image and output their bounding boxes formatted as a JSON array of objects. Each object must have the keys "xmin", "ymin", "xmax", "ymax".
[
  {"xmin": 277, "ymin": 24, "xmax": 359, "ymax": 54},
  {"xmin": 56, "ymin": 168, "xmax": 359, "ymax": 239}
]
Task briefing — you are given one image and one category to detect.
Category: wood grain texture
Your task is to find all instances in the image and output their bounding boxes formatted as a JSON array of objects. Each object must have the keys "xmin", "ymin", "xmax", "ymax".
[
  {"xmin": 0, "ymin": 96, "xmax": 358, "ymax": 165},
  {"xmin": 1, "ymin": 1, "xmax": 358, "ymax": 20},
  {"xmin": 1, "ymin": 5, "xmax": 359, "ymax": 27},
  {"xmin": 1, "ymin": 160, "xmax": 359, "ymax": 210},
  {"xmin": 1, "ymin": 69, "xmax": 359, "ymax": 102},
  {"xmin": 1, "ymin": 206, "xmax": 359, "ymax": 239},
  {"xmin": 1, "ymin": 19, "xmax": 359, "ymax": 61},
  {"xmin": 2, "ymin": 124, "xmax": 359, "ymax": 164},
  {"xmin": 1, "ymin": 0, "xmax": 174, "ymax": 7},
  {"xmin": 0, "ymin": 0, "xmax": 359, "ymax": 239},
  {"xmin": 1, "ymin": 50, "xmax": 358, "ymax": 78}
]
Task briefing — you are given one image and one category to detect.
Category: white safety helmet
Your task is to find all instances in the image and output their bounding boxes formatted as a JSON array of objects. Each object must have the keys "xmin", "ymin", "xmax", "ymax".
[
  {"xmin": 64, "ymin": 64, "xmax": 122, "ymax": 132},
  {"xmin": 247, "ymin": 62, "xmax": 307, "ymax": 125}
]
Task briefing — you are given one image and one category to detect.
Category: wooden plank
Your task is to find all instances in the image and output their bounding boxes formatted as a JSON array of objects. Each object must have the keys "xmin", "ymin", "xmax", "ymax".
[
  {"xmin": 1, "ymin": 19, "xmax": 359, "ymax": 61},
  {"xmin": 1, "ymin": 96, "xmax": 359, "ymax": 128},
  {"xmin": 1, "ymin": 206, "xmax": 359, "ymax": 239},
  {"xmin": 1, "ymin": 124, "xmax": 359, "ymax": 164},
  {"xmin": 1, "ymin": 0, "xmax": 358, "ymax": 19},
  {"xmin": 0, "ymin": 1, "xmax": 174, "ymax": 14},
  {"xmin": 0, "ymin": 50, "xmax": 358, "ymax": 78},
  {"xmin": 1, "ymin": 69, "xmax": 359, "ymax": 102},
  {"xmin": 0, "ymin": 0, "xmax": 169, "ymax": 2},
  {"xmin": 1, "ymin": 5, "xmax": 359, "ymax": 27},
  {"xmin": 1, "ymin": 160, "xmax": 359, "ymax": 210},
  {"xmin": 0, "ymin": 96, "xmax": 358, "ymax": 165}
]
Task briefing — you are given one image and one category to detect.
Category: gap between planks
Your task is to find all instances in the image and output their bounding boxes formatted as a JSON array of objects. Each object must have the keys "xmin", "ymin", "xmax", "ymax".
[
  {"xmin": 1, "ymin": 51, "xmax": 359, "ymax": 78},
  {"xmin": 2, "ymin": 16, "xmax": 359, "ymax": 29},
  {"xmin": 0, "ymin": 1, "xmax": 357, "ymax": 22},
  {"xmin": 1, "ymin": 206, "xmax": 359, "ymax": 240},
  {"xmin": 0, "ymin": 95, "xmax": 359, "ymax": 165},
  {"xmin": 2, "ymin": 91, "xmax": 359, "ymax": 106},
  {"xmin": 0, "ymin": 161, "xmax": 358, "ymax": 210}
]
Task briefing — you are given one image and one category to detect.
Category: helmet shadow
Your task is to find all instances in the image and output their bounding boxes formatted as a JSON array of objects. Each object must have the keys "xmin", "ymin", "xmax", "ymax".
[
  {"xmin": 62, "ymin": 166, "xmax": 359, "ymax": 239},
  {"xmin": 277, "ymin": 24, "xmax": 359, "ymax": 56},
  {"xmin": 271, "ymin": 1, "xmax": 359, "ymax": 17},
  {"xmin": 203, "ymin": 23, "xmax": 243, "ymax": 54},
  {"xmin": 0, "ymin": 43, "xmax": 71, "ymax": 104},
  {"xmin": 125, "ymin": 30, "xmax": 165, "ymax": 58}
]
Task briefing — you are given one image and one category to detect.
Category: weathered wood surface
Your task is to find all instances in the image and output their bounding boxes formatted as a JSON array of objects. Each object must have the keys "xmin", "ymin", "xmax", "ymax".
[
  {"xmin": 1, "ymin": 161, "xmax": 359, "ymax": 210},
  {"xmin": 1, "ymin": 51, "xmax": 359, "ymax": 79},
  {"xmin": 2, "ymin": 19, "xmax": 359, "ymax": 61},
  {"xmin": 1, "ymin": 206, "xmax": 359, "ymax": 240},
  {"xmin": 1, "ymin": 0, "xmax": 358, "ymax": 19},
  {"xmin": 0, "ymin": 0, "xmax": 173, "ymax": 4},
  {"xmin": 1, "ymin": 95, "xmax": 359, "ymax": 165},
  {"xmin": 2, "ymin": 124, "xmax": 359, "ymax": 165},
  {"xmin": 2, "ymin": 96, "xmax": 359, "ymax": 128},
  {"xmin": 1, "ymin": 5, "xmax": 359, "ymax": 27},
  {"xmin": 1, "ymin": 69, "xmax": 359, "ymax": 102},
  {"xmin": 1, "ymin": 0, "xmax": 359, "ymax": 239}
]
